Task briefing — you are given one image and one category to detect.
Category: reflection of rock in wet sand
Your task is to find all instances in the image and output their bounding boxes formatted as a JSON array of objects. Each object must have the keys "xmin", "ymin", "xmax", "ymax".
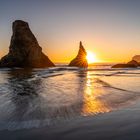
[
  {"xmin": 6, "ymin": 69, "xmax": 47, "ymax": 121},
  {"xmin": 8, "ymin": 69, "xmax": 37, "ymax": 95}
]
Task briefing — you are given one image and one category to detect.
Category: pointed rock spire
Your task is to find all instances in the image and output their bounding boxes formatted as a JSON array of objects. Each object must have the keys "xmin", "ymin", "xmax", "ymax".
[
  {"xmin": 0, "ymin": 20, "xmax": 55, "ymax": 68},
  {"xmin": 69, "ymin": 41, "xmax": 88, "ymax": 67}
]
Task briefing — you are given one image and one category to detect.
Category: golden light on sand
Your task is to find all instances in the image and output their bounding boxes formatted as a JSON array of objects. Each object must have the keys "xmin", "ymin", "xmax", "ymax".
[
  {"xmin": 86, "ymin": 51, "xmax": 97, "ymax": 64},
  {"xmin": 82, "ymin": 71, "xmax": 111, "ymax": 116}
]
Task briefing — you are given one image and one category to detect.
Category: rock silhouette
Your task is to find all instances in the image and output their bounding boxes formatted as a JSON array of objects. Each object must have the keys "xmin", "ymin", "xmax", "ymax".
[
  {"xmin": 127, "ymin": 60, "xmax": 139, "ymax": 66},
  {"xmin": 112, "ymin": 63, "xmax": 137, "ymax": 68},
  {"xmin": 132, "ymin": 55, "xmax": 140, "ymax": 63},
  {"xmin": 0, "ymin": 20, "xmax": 55, "ymax": 68},
  {"xmin": 112, "ymin": 58, "xmax": 140, "ymax": 68},
  {"xmin": 69, "ymin": 41, "xmax": 88, "ymax": 67}
]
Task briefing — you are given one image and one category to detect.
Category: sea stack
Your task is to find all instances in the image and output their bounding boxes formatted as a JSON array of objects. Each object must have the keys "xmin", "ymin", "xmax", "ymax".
[
  {"xmin": 69, "ymin": 41, "xmax": 88, "ymax": 67},
  {"xmin": 111, "ymin": 63, "xmax": 138, "ymax": 68},
  {"xmin": 132, "ymin": 55, "xmax": 140, "ymax": 63},
  {"xmin": 112, "ymin": 54, "xmax": 140, "ymax": 68},
  {"xmin": 0, "ymin": 20, "xmax": 55, "ymax": 68}
]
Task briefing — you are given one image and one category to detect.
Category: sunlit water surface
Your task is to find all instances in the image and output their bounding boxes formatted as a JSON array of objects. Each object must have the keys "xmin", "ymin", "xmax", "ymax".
[{"xmin": 0, "ymin": 64, "xmax": 140, "ymax": 130}]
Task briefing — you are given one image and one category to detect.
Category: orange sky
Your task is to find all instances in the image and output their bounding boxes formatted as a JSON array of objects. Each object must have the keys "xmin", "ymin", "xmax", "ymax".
[{"xmin": 1, "ymin": 36, "xmax": 140, "ymax": 64}]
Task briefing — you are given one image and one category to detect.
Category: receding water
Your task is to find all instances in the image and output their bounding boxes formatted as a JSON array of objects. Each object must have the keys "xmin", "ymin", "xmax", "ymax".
[{"xmin": 0, "ymin": 64, "xmax": 140, "ymax": 130}]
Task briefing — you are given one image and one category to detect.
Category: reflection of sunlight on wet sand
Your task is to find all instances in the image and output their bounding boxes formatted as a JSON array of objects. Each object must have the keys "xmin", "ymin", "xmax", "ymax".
[{"xmin": 82, "ymin": 71, "xmax": 111, "ymax": 116}]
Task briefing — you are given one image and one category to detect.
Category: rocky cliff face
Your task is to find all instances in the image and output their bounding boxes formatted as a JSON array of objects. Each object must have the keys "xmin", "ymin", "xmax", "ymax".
[
  {"xmin": 0, "ymin": 20, "xmax": 55, "ymax": 68},
  {"xmin": 69, "ymin": 42, "xmax": 88, "ymax": 67}
]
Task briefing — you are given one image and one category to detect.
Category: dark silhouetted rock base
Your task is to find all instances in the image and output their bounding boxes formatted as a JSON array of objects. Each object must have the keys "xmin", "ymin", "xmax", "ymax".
[
  {"xmin": 112, "ymin": 64, "xmax": 137, "ymax": 68},
  {"xmin": 112, "ymin": 57, "xmax": 140, "ymax": 68}
]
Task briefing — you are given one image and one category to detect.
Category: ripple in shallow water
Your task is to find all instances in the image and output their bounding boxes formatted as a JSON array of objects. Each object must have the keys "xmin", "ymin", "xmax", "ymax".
[{"xmin": 0, "ymin": 67, "xmax": 140, "ymax": 130}]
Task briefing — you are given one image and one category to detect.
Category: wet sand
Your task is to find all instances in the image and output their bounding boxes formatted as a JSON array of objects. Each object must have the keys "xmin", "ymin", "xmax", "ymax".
[
  {"xmin": 0, "ymin": 67, "xmax": 140, "ymax": 139},
  {"xmin": 1, "ymin": 103, "xmax": 140, "ymax": 140}
]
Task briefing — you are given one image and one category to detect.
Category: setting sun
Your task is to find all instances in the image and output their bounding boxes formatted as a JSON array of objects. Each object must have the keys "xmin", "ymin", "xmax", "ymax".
[{"xmin": 86, "ymin": 51, "xmax": 97, "ymax": 64}]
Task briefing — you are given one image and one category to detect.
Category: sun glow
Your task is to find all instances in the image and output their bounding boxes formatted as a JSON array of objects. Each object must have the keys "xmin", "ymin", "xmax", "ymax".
[{"xmin": 86, "ymin": 51, "xmax": 97, "ymax": 64}]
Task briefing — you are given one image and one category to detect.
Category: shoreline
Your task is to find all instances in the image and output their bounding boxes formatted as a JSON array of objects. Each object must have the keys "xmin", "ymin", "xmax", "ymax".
[{"xmin": 1, "ymin": 104, "xmax": 140, "ymax": 140}]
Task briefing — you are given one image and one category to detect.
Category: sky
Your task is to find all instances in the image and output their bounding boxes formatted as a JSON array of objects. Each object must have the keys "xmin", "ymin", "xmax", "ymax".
[{"xmin": 0, "ymin": 0, "xmax": 140, "ymax": 63}]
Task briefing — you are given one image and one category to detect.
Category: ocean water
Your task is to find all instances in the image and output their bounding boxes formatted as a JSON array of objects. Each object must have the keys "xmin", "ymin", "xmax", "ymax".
[{"xmin": 0, "ymin": 63, "xmax": 140, "ymax": 130}]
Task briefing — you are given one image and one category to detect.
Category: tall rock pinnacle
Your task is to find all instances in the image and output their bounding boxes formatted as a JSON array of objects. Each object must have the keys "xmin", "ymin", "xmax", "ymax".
[
  {"xmin": 69, "ymin": 41, "xmax": 88, "ymax": 67},
  {"xmin": 0, "ymin": 20, "xmax": 55, "ymax": 68}
]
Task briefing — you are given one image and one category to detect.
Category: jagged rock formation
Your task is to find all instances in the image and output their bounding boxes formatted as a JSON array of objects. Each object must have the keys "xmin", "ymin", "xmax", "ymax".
[
  {"xmin": 0, "ymin": 20, "xmax": 55, "ymax": 68},
  {"xmin": 127, "ymin": 60, "xmax": 139, "ymax": 66},
  {"xmin": 132, "ymin": 55, "xmax": 140, "ymax": 63},
  {"xmin": 112, "ymin": 58, "xmax": 140, "ymax": 68},
  {"xmin": 69, "ymin": 41, "xmax": 88, "ymax": 67}
]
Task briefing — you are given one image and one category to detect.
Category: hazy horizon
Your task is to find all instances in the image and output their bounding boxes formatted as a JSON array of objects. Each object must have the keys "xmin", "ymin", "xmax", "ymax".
[{"xmin": 0, "ymin": 0, "xmax": 140, "ymax": 63}]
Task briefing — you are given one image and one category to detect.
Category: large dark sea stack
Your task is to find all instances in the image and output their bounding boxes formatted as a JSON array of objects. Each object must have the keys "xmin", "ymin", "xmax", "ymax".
[
  {"xmin": 0, "ymin": 20, "xmax": 55, "ymax": 68},
  {"xmin": 69, "ymin": 41, "xmax": 88, "ymax": 67}
]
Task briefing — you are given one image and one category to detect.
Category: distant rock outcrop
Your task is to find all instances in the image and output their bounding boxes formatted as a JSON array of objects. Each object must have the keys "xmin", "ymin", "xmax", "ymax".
[
  {"xmin": 127, "ymin": 60, "xmax": 139, "ymax": 66},
  {"xmin": 112, "ymin": 63, "xmax": 137, "ymax": 68},
  {"xmin": 0, "ymin": 20, "xmax": 55, "ymax": 68},
  {"xmin": 132, "ymin": 55, "xmax": 140, "ymax": 63},
  {"xmin": 69, "ymin": 41, "xmax": 88, "ymax": 67},
  {"xmin": 112, "ymin": 57, "xmax": 140, "ymax": 68}
]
